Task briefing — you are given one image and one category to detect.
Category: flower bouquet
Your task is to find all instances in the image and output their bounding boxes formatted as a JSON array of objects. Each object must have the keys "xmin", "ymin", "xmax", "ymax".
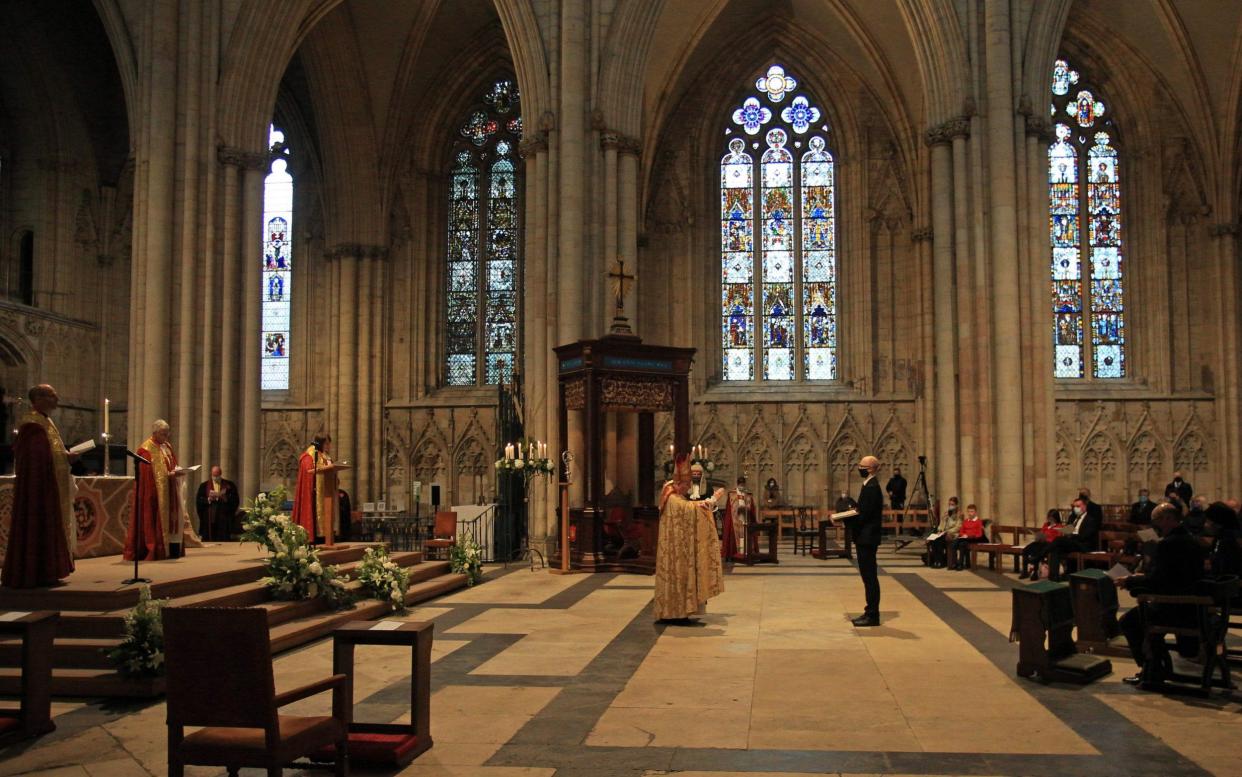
[
  {"xmin": 239, "ymin": 485, "xmax": 290, "ymax": 554},
  {"xmin": 259, "ymin": 519, "xmax": 351, "ymax": 608},
  {"xmin": 450, "ymin": 534, "xmax": 484, "ymax": 586},
  {"xmin": 356, "ymin": 545, "xmax": 410, "ymax": 610},
  {"xmin": 105, "ymin": 585, "xmax": 167, "ymax": 678}
]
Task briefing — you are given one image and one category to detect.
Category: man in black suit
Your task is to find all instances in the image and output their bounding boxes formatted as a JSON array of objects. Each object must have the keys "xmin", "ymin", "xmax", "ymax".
[
  {"xmin": 886, "ymin": 468, "xmax": 907, "ymax": 510},
  {"xmin": 1129, "ymin": 489, "xmax": 1154, "ymax": 525},
  {"xmin": 1046, "ymin": 496, "xmax": 1102, "ymax": 582},
  {"xmin": 1164, "ymin": 471, "xmax": 1193, "ymax": 504},
  {"xmin": 851, "ymin": 455, "xmax": 884, "ymax": 627},
  {"xmin": 1116, "ymin": 502, "xmax": 1206, "ymax": 685},
  {"xmin": 195, "ymin": 465, "xmax": 240, "ymax": 541}
]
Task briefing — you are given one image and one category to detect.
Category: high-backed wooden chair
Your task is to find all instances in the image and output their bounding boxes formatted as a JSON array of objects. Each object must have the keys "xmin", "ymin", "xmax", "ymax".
[
  {"xmin": 163, "ymin": 607, "xmax": 350, "ymax": 776},
  {"xmin": 793, "ymin": 507, "xmax": 818, "ymax": 556},
  {"xmin": 423, "ymin": 511, "xmax": 458, "ymax": 559}
]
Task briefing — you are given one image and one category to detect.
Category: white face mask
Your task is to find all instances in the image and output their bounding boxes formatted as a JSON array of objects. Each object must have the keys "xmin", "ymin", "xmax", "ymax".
[{"xmin": 1073, "ymin": 506, "xmax": 1082, "ymax": 515}]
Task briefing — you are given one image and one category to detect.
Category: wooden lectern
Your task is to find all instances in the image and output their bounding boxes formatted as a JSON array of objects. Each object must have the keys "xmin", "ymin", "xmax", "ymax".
[
  {"xmin": 555, "ymin": 334, "xmax": 694, "ymax": 573},
  {"xmin": 1011, "ymin": 580, "xmax": 1111, "ymax": 684}
]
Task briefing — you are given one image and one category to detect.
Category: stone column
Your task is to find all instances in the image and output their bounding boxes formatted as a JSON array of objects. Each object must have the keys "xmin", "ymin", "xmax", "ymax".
[
  {"xmin": 241, "ymin": 162, "xmax": 265, "ymax": 500},
  {"xmin": 949, "ymin": 120, "xmax": 975, "ymax": 506},
  {"xmin": 335, "ymin": 247, "xmax": 360, "ymax": 496},
  {"xmin": 926, "ymin": 124, "xmax": 959, "ymax": 501},
  {"xmin": 139, "ymin": 0, "xmax": 179, "ymax": 427},
  {"xmin": 618, "ymin": 136, "xmax": 640, "ymax": 332},
  {"xmin": 216, "ymin": 154, "xmax": 242, "ymax": 479},
  {"xmin": 1027, "ymin": 118, "xmax": 1056, "ymax": 516},
  {"xmin": 175, "ymin": 7, "xmax": 203, "ymax": 465},
  {"xmin": 1210, "ymin": 222, "xmax": 1241, "ymax": 487},
  {"xmin": 520, "ymin": 135, "xmax": 551, "ymax": 550},
  {"xmin": 356, "ymin": 253, "xmax": 372, "ymax": 502},
  {"xmin": 984, "ymin": 4, "xmax": 1025, "ymax": 520},
  {"xmin": 601, "ymin": 133, "xmax": 619, "ymax": 330},
  {"xmin": 557, "ymin": 0, "xmax": 586, "ymax": 344}
]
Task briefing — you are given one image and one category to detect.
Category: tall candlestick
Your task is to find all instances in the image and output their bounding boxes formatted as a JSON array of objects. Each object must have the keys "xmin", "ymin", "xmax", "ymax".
[{"xmin": 103, "ymin": 398, "xmax": 110, "ymax": 438}]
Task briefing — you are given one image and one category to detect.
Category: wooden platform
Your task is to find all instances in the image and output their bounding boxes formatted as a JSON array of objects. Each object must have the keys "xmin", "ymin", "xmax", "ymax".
[{"xmin": 0, "ymin": 542, "xmax": 468, "ymax": 698}]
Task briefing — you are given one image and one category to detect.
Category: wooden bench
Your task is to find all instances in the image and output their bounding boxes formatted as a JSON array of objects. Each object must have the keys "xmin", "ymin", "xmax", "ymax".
[{"xmin": 969, "ymin": 523, "xmax": 1035, "ymax": 572}]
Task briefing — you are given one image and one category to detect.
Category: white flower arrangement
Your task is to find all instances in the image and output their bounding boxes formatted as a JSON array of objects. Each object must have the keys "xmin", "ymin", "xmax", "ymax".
[
  {"xmin": 104, "ymin": 585, "xmax": 167, "ymax": 678},
  {"xmin": 240, "ymin": 485, "xmax": 291, "ymax": 553},
  {"xmin": 449, "ymin": 534, "xmax": 485, "ymax": 586},
  {"xmin": 259, "ymin": 518, "xmax": 350, "ymax": 607},
  {"xmin": 356, "ymin": 546, "xmax": 410, "ymax": 610}
]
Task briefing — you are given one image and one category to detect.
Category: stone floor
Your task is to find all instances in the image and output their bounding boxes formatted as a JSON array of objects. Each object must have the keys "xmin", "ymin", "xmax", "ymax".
[{"xmin": 2, "ymin": 544, "xmax": 1240, "ymax": 776}]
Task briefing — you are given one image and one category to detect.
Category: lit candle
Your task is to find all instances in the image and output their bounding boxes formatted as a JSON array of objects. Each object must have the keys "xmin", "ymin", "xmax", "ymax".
[
  {"xmin": 103, "ymin": 398, "xmax": 110, "ymax": 438},
  {"xmin": 668, "ymin": 444, "xmax": 674, "ymax": 457}
]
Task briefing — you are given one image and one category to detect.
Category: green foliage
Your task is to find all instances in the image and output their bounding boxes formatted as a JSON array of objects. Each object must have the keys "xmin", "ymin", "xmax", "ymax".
[
  {"xmin": 104, "ymin": 585, "xmax": 167, "ymax": 679},
  {"xmin": 239, "ymin": 485, "xmax": 290, "ymax": 553},
  {"xmin": 356, "ymin": 546, "xmax": 410, "ymax": 610},
  {"xmin": 449, "ymin": 534, "xmax": 484, "ymax": 586},
  {"xmin": 259, "ymin": 518, "xmax": 351, "ymax": 607}
]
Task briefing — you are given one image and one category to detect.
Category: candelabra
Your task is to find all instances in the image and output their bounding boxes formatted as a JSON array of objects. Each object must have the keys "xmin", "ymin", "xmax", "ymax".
[{"xmin": 494, "ymin": 438, "xmax": 554, "ymax": 568}]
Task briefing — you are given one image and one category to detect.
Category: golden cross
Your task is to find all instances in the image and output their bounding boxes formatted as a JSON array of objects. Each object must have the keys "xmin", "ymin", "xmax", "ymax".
[{"xmin": 608, "ymin": 258, "xmax": 635, "ymax": 315}]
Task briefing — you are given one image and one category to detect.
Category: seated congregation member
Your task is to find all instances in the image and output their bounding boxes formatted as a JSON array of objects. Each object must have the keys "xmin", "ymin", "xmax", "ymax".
[
  {"xmin": 1129, "ymin": 489, "xmax": 1154, "ymax": 525},
  {"xmin": 1117, "ymin": 502, "xmax": 1207, "ymax": 685},
  {"xmin": 926, "ymin": 496, "xmax": 959, "ymax": 568},
  {"xmin": 1205, "ymin": 502, "xmax": 1242, "ymax": 578},
  {"xmin": 1047, "ymin": 496, "xmax": 1102, "ymax": 582},
  {"xmin": 1019, "ymin": 509, "xmax": 1065, "ymax": 581},
  {"xmin": 949, "ymin": 504, "xmax": 986, "ymax": 571},
  {"xmin": 1183, "ymin": 496, "xmax": 1208, "ymax": 536}
]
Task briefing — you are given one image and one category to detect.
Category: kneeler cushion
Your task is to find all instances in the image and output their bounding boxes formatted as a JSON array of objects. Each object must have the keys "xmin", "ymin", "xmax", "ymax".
[{"xmin": 317, "ymin": 733, "xmax": 424, "ymax": 766}]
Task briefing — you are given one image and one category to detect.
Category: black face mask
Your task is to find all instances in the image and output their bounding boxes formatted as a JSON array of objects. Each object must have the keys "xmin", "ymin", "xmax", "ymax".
[{"xmin": 858, "ymin": 468, "xmax": 869, "ymax": 479}]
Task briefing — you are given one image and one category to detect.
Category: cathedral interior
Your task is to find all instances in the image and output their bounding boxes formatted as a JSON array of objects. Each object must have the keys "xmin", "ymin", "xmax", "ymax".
[{"xmin": 1, "ymin": 1, "xmax": 1241, "ymax": 774}]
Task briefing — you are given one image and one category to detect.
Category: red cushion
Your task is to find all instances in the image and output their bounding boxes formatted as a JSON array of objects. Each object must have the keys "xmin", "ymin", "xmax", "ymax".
[{"xmin": 317, "ymin": 733, "xmax": 423, "ymax": 765}]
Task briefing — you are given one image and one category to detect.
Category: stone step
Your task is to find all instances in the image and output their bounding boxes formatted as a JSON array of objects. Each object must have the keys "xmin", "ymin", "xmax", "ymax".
[{"xmin": 0, "ymin": 560, "xmax": 467, "ymax": 698}]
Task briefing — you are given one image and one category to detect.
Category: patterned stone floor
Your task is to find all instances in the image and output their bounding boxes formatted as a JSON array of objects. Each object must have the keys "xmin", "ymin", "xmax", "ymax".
[{"xmin": 2, "ymin": 545, "xmax": 1240, "ymax": 776}]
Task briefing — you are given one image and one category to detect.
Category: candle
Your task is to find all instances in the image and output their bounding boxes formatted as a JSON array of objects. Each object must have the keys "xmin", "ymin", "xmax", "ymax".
[
  {"xmin": 103, "ymin": 398, "xmax": 110, "ymax": 438},
  {"xmin": 668, "ymin": 444, "xmax": 674, "ymax": 456}
]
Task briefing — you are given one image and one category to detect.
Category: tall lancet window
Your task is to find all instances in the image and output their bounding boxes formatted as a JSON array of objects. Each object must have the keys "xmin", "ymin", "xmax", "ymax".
[
  {"xmin": 445, "ymin": 78, "xmax": 522, "ymax": 386},
  {"xmin": 1049, "ymin": 57, "xmax": 1126, "ymax": 379},
  {"xmin": 262, "ymin": 125, "xmax": 293, "ymax": 390},
  {"xmin": 721, "ymin": 65, "xmax": 836, "ymax": 381}
]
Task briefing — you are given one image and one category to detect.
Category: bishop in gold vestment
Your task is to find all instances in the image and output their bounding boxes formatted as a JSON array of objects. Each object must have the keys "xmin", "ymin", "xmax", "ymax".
[{"xmin": 653, "ymin": 454, "xmax": 724, "ymax": 622}]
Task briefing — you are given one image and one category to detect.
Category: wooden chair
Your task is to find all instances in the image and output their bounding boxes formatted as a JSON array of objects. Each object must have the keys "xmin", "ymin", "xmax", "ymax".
[
  {"xmin": 1137, "ymin": 576, "xmax": 1237, "ymax": 695},
  {"xmin": 793, "ymin": 506, "xmax": 818, "ymax": 556},
  {"xmin": 423, "ymin": 511, "xmax": 458, "ymax": 560},
  {"xmin": 164, "ymin": 607, "xmax": 350, "ymax": 776}
]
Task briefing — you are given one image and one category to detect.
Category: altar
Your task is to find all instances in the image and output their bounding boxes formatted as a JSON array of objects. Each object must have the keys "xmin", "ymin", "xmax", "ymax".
[
  {"xmin": 556, "ymin": 333, "xmax": 694, "ymax": 574},
  {"xmin": 0, "ymin": 476, "xmax": 133, "ymax": 567}
]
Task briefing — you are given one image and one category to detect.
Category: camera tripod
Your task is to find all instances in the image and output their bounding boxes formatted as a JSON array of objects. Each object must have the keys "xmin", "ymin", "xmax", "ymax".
[{"xmin": 892, "ymin": 456, "xmax": 932, "ymax": 551}]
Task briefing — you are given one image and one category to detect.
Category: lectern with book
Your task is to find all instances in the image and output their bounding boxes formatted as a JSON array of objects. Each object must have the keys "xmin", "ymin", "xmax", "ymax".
[{"xmin": 1011, "ymin": 580, "xmax": 1111, "ymax": 684}]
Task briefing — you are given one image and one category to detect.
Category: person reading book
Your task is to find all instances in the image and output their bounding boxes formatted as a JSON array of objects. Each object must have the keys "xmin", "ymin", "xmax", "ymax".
[
  {"xmin": 925, "ymin": 496, "xmax": 959, "ymax": 568},
  {"xmin": 949, "ymin": 504, "xmax": 986, "ymax": 571},
  {"xmin": 1019, "ymin": 509, "xmax": 1065, "ymax": 581}
]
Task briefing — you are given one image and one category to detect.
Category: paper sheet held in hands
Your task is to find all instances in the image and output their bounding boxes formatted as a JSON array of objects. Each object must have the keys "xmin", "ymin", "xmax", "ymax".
[
  {"xmin": 1136, "ymin": 528, "xmax": 1158, "ymax": 542},
  {"xmin": 925, "ymin": 531, "xmax": 944, "ymax": 542},
  {"xmin": 68, "ymin": 439, "xmax": 96, "ymax": 455},
  {"xmin": 1105, "ymin": 563, "xmax": 1131, "ymax": 580},
  {"xmin": 831, "ymin": 509, "xmax": 859, "ymax": 521}
]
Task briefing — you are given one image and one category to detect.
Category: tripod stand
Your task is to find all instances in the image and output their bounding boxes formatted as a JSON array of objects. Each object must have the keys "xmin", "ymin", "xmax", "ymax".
[{"xmin": 893, "ymin": 457, "xmax": 932, "ymax": 550}]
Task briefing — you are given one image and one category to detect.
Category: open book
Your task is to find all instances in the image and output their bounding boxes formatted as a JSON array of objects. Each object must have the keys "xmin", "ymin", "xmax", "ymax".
[
  {"xmin": 1136, "ymin": 528, "xmax": 1158, "ymax": 543},
  {"xmin": 174, "ymin": 464, "xmax": 202, "ymax": 474},
  {"xmin": 925, "ymin": 531, "xmax": 944, "ymax": 542},
  {"xmin": 830, "ymin": 509, "xmax": 859, "ymax": 521},
  {"xmin": 68, "ymin": 439, "xmax": 97, "ymax": 455},
  {"xmin": 1105, "ymin": 562, "xmax": 1131, "ymax": 580}
]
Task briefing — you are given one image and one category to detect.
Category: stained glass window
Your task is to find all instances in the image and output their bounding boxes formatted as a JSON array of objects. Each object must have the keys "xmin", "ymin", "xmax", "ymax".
[
  {"xmin": 262, "ymin": 125, "xmax": 292, "ymax": 390},
  {"xmin": 721, "ymin": 65, "xmax": 835, "ymax": 381},
  {"xmin": 1048, "ymin": 58, "xmax": 1126, "ymax": 379},
  {"xmin": 445, "ymin": 79, "xmax": 522, "ymax": 386}
]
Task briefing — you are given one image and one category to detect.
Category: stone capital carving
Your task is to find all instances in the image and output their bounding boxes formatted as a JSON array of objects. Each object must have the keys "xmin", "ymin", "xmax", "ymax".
[
  {"xmin": 323, "ymin": 243, "xmax": 390, "ymax": 262},
  {"xmin": 911, "ymin": 227, "xmax": 933, "ymax": 242},
  {"xmin": 600, "ymin": 132, "xmax": 620, "ymax": 151},
  {"xmin": 518, "ymin": 136, "xmax": 547, "ymax": 158},
  {"xmin": 218, "ymin": 146, "xmax": 268, "ymax": 170},
  {"xmin": 615, "ymin": 134, "xmax": 641, "ymax": 157},
  {"xmin": 1209, "ymin": 222, "xmax": 1239, "ymax": 238},
  {"xmin": 924, "ymin": 117, "xmax": 969, "ymax": 147},
  {"xmin": 1025, "ymin": 115, "xmax": 1054, "ymax": 143}
]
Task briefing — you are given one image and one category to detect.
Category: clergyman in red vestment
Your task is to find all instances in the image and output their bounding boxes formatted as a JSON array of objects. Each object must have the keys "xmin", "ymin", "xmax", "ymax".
[
  {"xmin": 1, "ymin": 384, "xmax": 79, "ymax": 588},
  {"xmin": 291, "ymin": 434, "xmax": 345, "ymax": 544},
  {"xmin": 125, "ymin": 419, "xmax": 188, "ymax": 561}
]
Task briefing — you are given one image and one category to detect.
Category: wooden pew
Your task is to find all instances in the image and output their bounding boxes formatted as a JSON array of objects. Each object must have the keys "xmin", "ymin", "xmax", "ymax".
[{"xmin": 970, "ymin": 523, "xmax": 1036, "ymax": 572}]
